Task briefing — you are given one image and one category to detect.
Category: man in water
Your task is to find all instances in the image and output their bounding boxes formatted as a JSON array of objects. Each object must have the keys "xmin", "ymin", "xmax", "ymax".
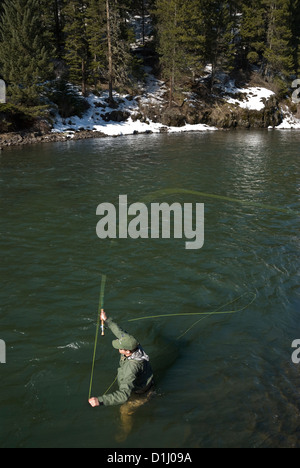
[{"xmin": 89, "ymin": 310, "xmax": 154, "ymax": 408}]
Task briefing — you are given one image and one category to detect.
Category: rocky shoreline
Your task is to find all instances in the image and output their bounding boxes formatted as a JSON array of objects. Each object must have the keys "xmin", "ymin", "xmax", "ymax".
[
  {"xmin": 0, "ymin": 129, "xmax": 109, "ymax": 150},
  {"xmin": 0, "ymin": 126, "xmax": 191, "ymax": 150},
  {"xmin": 0, "ymin": 94, "xmax": 299, "ymax": 150}
]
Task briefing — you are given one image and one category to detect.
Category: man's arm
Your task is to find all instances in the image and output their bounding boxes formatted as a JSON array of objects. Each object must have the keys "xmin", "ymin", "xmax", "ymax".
[
  {"xmin": 89, "ymin": 363, "xmax": 139, "ymax": 407},
  {"xmin": 101, "ymin": 310, "xmax": 130, "ymax": 340},
  {"xmin": 98, "ymin": 365, "xmax": 137, "ymax": 406}
]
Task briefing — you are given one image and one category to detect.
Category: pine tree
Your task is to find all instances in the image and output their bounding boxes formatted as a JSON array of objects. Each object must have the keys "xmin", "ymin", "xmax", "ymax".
[
  {"xmin": 0, "ymin": 0, "xmax": 53, "ymax": 106},
  {"xmin": 63, "ymin": 0, "xmax": 90, "ymax": 96},
  {"xmin": 240, "ymin": 0, "xmax": 266, "ymax": 71},
  {"xmin": 86, "ymin": 0, "xmax": 107, "ymax": 86},
  {"xmin": 104, "ymin": 0, "xmax": 133, "ymax": 103},
  {"xmin": 155, "ymin": 0, "xmax": 185, "ymax": 106},
  {"xmin": 86, "ymin": 0, "xmax": 133, "ymax": 102},
  {"xmin": 155, "ymin": 0, "xmax": 206, "ymax": 106},
  {"xmin": 38, "ymin": 0, "xmax": 66, "ymax": 58},
  {"xmin": 106, "ymin": 0, "xmax": 114, "ymax": 103},
  {"xmin": 132, "ymin": 0, "xmax": 147, "ymax": 46},
  {"xmin": 128, "ymin": 0, "xmax": 155, "ymax": 46},
  {"xmin": 290, "ymin": 0, "xmax": 300, "ymax": 75},
  {"xmin": 180, "ymin": 0, "xmax": 206, "ymax": 82},
  {"xmin": 202, "ymin": 0, "xmax": 240, "ymax": 90},
  {"xmin": 262, "ymin": 0, "xmax": 293, "ymax": 79}
]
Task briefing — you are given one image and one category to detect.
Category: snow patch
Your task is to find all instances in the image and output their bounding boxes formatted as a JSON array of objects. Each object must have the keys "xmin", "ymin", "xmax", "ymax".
[
  {"xmin": 275, "ymin": 108, "xmax": 300, "ymax": 129},
  {"xmin": 52, "ymin": 86, "xmax": 217, "ymax": 137},
  {"xmin": 222, "ymin": 80, "xmax": 275, "ymax": 111}
]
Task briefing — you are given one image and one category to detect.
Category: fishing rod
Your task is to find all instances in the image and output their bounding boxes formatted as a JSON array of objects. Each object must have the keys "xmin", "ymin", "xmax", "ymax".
[
  {"xmin": 88, "ymin": 274, "xmax": 107, "ymax": 400},
  {"xmin": 99, "ymin": 275, "xmax": 107, "ymax": 339}
]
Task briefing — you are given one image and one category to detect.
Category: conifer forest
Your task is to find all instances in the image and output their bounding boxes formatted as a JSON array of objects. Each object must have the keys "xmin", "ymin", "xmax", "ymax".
[{"xmin": 0, "ymin": 0, "xmax": 299, "ymax": 131}]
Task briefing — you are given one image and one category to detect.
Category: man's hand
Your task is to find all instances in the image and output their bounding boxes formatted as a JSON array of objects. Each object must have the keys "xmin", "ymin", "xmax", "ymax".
[
  {"xmin": 89, "ymin": 397, "xmax": 100, "ymax": 408},
  {"xmin": 100, "ymin": 309, "xmax": 107, "ymax": 322}
]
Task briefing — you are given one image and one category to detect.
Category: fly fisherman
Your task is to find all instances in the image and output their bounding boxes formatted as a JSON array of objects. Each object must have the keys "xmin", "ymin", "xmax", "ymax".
[{"xmin": 89, "ymin": 310, "xmax": 154, "ymax": 408}]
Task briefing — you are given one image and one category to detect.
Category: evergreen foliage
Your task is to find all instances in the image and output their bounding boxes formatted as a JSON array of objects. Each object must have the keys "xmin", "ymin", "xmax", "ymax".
[
  {"xmin": 239, "ymin": 0, "xmax": 266, "ymax": 69},
  {"xmin": 291, "ymin": 0, "xmax": 300, "ymax": 76},
  {"xmin": 0, "ymin": 0, "xmax": 53, "ymax": 106},
  {"xmin": 38, "ymin": 0, "xmax": 66, "ymax": 58},
  {"xmin": 155, "ymin": 0, "xmax": 206, "ymax": 104},
  {"xmin": 106, "ymin": 0, "xmax": 133, "ymax": 95},
  {"xmin": 47, "ymin": 79, "xmax": 90, "ymax": 118},
  {"xmin": 262, "ymin": 0, "xmax": 293, "ymax": 79},
  {"xmin": 0, "ymin": 0, "xmax": 299, "ymax": 110},
  {"xmin": 201, "ymin": 0, "xmax": 240, "ymax": 90},
  {"xmin": 63, "ymin": 0, "xmax": 90, "ymax": 96},
  {"xmin": 86, "ymin": 0, "xmax": 107, "ymax": 85}
]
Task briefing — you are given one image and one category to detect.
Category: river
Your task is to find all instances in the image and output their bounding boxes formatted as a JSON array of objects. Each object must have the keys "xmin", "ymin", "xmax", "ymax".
[{"xmin": 0, "ymin": 130, "xmax": 299, "ymax": 448}]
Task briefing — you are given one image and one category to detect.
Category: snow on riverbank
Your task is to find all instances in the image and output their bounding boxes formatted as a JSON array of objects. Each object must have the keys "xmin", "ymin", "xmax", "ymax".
[
  {"xmin": 275, "ymin": 106, "xmax": 300, "ymax": 129},
  {"xmin": 220, "ymin": 79, "xmax": 300, "ymax": 129},
  {"xmin": 221, "ymin": 79, "xmax": 275, "ymax": 111},
  {"xmin": 50, "ymin": 11, "xmax": 299, "ymax": 135},
  {"xmin": 51, "ymin": 75, "xmax": 300, "ymax": 136},
  {"xmin": 276, "ymin": 116, "xmax": 300, "ymax": 129},
  {"xmin": 52, "ymin": 87, "xmax": 217, "ymax": 137}
]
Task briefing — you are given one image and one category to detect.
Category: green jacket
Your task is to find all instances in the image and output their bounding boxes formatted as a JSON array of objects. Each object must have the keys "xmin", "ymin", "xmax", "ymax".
[{"xmin": 98, "ymin": 318, "xmax": 153, "ymax": 406}]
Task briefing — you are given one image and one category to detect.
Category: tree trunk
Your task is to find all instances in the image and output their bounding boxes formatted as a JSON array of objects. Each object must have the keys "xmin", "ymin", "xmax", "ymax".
[
  {"xmin": 169, "ymin": 64, "xmax": 175, "ymax": 107},
  {"xmin": 106, "ymin": 0, "xmax": 114, "ymax": 105},
  {"xmin": 82, "ymin": 58, "xmax": 87, "ymax": 97},
  {"xmin": 53, "ymin": 0, "xmax": 62, "ymax": 56},
  {"xmin": 142, "ymin": 0, "xmax": 145, "ymax": 46},
  {"xmin": 169, "ymin": 1, "xmax": 177, "ymax": 107}
]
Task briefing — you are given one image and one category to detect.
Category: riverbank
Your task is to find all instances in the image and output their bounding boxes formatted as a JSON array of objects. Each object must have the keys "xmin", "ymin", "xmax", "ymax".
[
  {"xmin": 0, "ymin": 129, "xmax": 108, "ymax": 150},
  {"xmin": 0, "ymin": 123, "xmax": 218, "ymax": 151},
  {"xmin": 0, "ymin": 113, "xmax": 299, "ymax": 151},
  {"xmin": 1, "ymin": 72, "xmax": 300, "ymax": 150},
  {"xmin": 1, "ymin": 9, "xmax": 300, "ymax": 151}
]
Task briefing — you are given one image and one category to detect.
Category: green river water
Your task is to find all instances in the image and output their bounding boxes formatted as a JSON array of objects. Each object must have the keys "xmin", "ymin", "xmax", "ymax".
[{"xmin": 0, "ymin": 130, "xmax": 299, "ymax": 448}]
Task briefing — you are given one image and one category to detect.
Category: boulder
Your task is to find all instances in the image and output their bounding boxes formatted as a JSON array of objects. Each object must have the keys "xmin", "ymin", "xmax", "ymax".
[
  {"xmin": 101, "ymin": 110, "xmax": 130, "ymax": 122},
  {"xmin": 160, "ymin": 107, "xmax": 186, "ymax": 127}
]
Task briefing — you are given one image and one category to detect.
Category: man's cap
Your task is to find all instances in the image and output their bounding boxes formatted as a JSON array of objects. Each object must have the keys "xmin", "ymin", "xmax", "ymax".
[{"xmin": 112, "ymin": 334, "xmax": 139, "ymax": 351}]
